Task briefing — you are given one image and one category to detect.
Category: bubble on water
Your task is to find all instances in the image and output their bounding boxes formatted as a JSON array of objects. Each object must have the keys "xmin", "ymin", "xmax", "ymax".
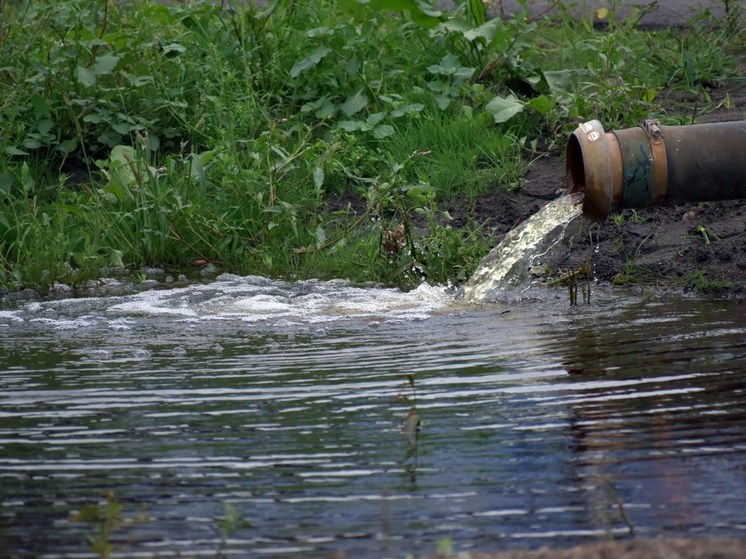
[
  {"xmin": 30, "ymin": 317, "xmax": 94, "ymax": 330},
  {"xmin": 133, "ymin": 348, "xmax": 152, "ymax": 359},
  {"xmin": 108, "ymin": 321, "xmax": 132, "ymax": 331},
  {"xmin": 84, "ymin": 349, "xmax": 113, "ymax": 361},
  {"xmin": 25, "ymin": 302, "xmax": 42, "ymax": 313}
]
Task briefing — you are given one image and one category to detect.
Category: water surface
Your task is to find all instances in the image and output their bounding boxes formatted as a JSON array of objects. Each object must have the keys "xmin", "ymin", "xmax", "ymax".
[{"xmin": 1, "ymin": 275, "xmax": 744, "ymax": 558}]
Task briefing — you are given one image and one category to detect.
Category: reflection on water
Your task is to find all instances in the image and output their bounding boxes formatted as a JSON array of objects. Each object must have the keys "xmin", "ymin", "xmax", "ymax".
[{"xmin": 0, "ymin": 275, "xmax": 745, "ymax": 558}]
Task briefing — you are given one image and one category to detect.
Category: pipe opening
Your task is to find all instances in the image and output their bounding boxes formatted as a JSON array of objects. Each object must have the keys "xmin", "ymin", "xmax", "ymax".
[{"xmin": 566, "ymin": 133, "xmax": 585, "ymax": 195}]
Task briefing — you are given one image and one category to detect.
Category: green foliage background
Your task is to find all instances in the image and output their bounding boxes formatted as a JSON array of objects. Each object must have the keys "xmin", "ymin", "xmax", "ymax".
[{"xmin": 0, "ymin": 0, "xmax": 742, "ymax": 290}]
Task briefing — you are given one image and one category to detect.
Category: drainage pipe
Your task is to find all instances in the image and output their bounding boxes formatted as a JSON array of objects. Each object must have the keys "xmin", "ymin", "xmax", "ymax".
[{"xmin": 566, "ymin": 119, "xmax": 746, "ymax": 221}]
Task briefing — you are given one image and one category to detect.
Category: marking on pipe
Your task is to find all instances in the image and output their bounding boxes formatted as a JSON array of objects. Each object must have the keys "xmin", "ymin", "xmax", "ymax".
[{"xmin": 587, "ymin": 131, "xmax": 600, "ymax": 141}]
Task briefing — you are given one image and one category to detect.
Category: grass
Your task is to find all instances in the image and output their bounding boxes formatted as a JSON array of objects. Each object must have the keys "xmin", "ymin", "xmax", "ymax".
[
  {"xmin": 679, "ymin": 270, "xmax": 734, "ymax": 294},
  {"xmin": 0, "ymin": 0, "xmax": 742, "ymax": 291}
]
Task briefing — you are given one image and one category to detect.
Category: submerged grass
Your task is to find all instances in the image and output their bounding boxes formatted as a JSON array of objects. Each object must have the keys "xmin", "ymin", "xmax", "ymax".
[{"xmin": 0, "ymin": 0, "xmax": 742, "ymax": 291}]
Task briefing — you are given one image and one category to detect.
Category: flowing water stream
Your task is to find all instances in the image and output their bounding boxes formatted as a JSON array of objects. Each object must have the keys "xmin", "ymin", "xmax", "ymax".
[
  {"xmin": 1, "ymin": 272, "xmax": 745, "ymax": 558},
  {"xmin": 461, "ymin": 195, "xmax": 583, "ymax": 303}
]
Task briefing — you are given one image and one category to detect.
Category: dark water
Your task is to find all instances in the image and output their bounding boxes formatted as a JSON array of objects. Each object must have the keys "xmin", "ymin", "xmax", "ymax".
[{"xmin": 1, "ymin": 275, "xmax": 745, "ymax": 558}]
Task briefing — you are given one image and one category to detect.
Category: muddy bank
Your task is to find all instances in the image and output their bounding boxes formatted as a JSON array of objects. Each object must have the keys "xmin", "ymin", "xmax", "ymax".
[{"xmin": 422, "ymin": 537, "xmax": 746, "ymax": 559}]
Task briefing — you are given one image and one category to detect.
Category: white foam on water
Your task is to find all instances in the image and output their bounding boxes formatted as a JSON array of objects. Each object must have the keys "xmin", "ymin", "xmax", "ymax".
[
  {"xmin": 28, "ymin": 317, "xmax": 97, "ymax": 330},
  {"xmin": 100, "ymin": 275, "xmax": 455, "ymax": 326},
  {"xmin": 0, "ymin": 310, "xmax": 23, "ymax": 323}
]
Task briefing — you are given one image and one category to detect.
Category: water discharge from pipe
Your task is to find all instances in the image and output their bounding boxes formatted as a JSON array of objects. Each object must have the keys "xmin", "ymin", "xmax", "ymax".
[{"xmin": 460, "ymin": 194, "xmax": 582, "ymax": 303}]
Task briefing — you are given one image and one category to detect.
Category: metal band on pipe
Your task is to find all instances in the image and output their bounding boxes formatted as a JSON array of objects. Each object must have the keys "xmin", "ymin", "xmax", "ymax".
[{"xmin": 643, "ymin": 119, "xmax": 668, "ymax": 206}]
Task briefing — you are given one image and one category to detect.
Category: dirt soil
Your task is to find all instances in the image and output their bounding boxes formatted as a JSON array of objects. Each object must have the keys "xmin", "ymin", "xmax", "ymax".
[{"xmin": 453, "ymin": 77, "xmax": 746, "ymax": 298}]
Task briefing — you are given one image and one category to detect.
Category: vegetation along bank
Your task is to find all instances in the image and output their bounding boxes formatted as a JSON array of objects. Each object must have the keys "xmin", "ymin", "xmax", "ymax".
[{"xmin": 0, "ymin": 0, "xmax": 743, "ymax": 295}]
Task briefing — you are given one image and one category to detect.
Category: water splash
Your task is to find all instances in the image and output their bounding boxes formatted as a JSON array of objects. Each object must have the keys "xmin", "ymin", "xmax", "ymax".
[{"xmin": 460, "ymin": 195, "xmax": 582, "ymax": 303}]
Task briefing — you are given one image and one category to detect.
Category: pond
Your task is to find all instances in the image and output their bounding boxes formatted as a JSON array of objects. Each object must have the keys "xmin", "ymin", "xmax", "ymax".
[{"xmin": 1, "ymin": 275, "xmax": 745, "ymax": 558}]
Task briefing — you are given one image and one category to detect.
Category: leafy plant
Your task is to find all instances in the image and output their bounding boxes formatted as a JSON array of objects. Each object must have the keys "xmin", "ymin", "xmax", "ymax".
[
  {"xmin": 70, "ymin": 492, "xmax": 146, "ymax": 559},
  {"xmin": 680, "ymin": 270, "xmax": 733, "ymax": 294},
  {"xmin": 216, "ymin": 502, "xmax": 250, "ymax": 559},
  {"xmin": 690, "ymin": 224, "xmax": 720, "ymax": 245}
]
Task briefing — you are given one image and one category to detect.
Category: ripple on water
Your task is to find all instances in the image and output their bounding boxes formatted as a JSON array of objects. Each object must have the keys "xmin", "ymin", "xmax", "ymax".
[{"xmin": 0, "ymin": 278, "xmax": 744, "ymax": 558}]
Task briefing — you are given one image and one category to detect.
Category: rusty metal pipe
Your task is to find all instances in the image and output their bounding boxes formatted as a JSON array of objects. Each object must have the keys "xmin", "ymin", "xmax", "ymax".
[{"xmin": 566, "ymin": 119, "xmax": 746, "ymax": 221}]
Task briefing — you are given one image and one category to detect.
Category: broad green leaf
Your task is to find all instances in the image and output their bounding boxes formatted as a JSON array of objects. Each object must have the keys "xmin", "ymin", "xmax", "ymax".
[
  {"xmin": 338, "ymin": 120, "xmax": 364, "ymax": 132},
  {"xmin": 97, "ymin": 129, "xmax": 122, "ymax": 147},
  {"xmin": 101, "ymin": 145, "xmax": 137, "ymax": 201},
  {"xmin": 435, "ymin": 95, "xmax": 452, "ymax": 110},
  {"xmin": 390, "ymin": 103, "xmax": 424, "ymax": 118},
  {"xmin": 109, "ymin": 145, "xmax": 136, "ymax": 172},
  {"xmin": 453, "ymin": 66, "xmax": 476, "ymax": 82},
  {"xmin": 290, "ymin": 45, "xmax": 331, "ymax": 78},
  {"xmin": 314, "ymin": 225, "xmax": 327, "ymax": 248},
  {"xmin": 464, "ymin": 18, "xmax": 503, "ymax": 44},
  {"xmin": 526, "ymin": 94, "xmax": 554, "ymax": 116},
  {"xmin": 161, "ymin": 43, "xmax": 186, "ymax": 56},
  {"xmin": 315, "ymin": 98, "xmax": 336, "ymax": 119},
  {"xmin": 372, "ymin": 124, "xmax": 395, "ymax": 139},
  {"xmin": 75, "ymin": 65, "xmax": 96, "ymax": 87},
  {"xmin": 112, "ymin": 122, "xmax": 131, "ymax": 134},
  {"xmin": 346, "ymin": 54, "xmax": 361, "ymax": 76},
  {"xmin": 428, "ymin": 53, "xmax": 460, "ymax": 75},
  {"xmin": 340, "ymin": 89, "xmax": 368, "ymax": 116},
  {"xmin": 128, "ymin": 74, "xmax": 154, "ymax": 87},
  {"xmin": 313, "ymin": 166, "xmax": 325, "ymax": 189},
  {"xmin": 366, "ymin": 112, "xmax": 386, "ymax": 126},
  {"xmin": 542, "ymin": 69, "xmax": 574, "ymax": 94},
  {"xmin": 83, "ymin": 113, "xmax": 105, "ymax": 124},
  {"xmin": 37, "ymin": 119, "xmax": 54, "ymax": 135},
  {"xmin": 30, "ymin": 95, "xmax": 51, "ymax": 119},
  {"xmin": 92, "ymin": 55, "xmax": 121, "ymax": 75},
  {"xmin": 427, "ymin": 79, "xmax": 445, "ymax": 92},
  {"xmin": 307, "ymin": 27, "xmax": 334, "ymax": 38},
  {"xmin": 437, "ymin": 18, "xmax": 472, "ymax": 34},
  {"xmin": 5, "ymin": 146, "xmax": 28, "ymax": 156},
  {"xmin": 485, "ymin": 94, "xmax": 524, "ymax": 123}
]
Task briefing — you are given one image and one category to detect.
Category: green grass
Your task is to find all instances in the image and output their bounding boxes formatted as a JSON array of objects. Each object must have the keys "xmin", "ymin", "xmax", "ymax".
[
  {"xmin": 0, "ymin": 0, "xmax": 742, "ymax": 291},
  {"xmin": 679, "ymin": 270, "xmax": 734, "ymax": 294},
  {"xmin": 389, "ymin": 110, "xmax": 525, "ymax": 200}
]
